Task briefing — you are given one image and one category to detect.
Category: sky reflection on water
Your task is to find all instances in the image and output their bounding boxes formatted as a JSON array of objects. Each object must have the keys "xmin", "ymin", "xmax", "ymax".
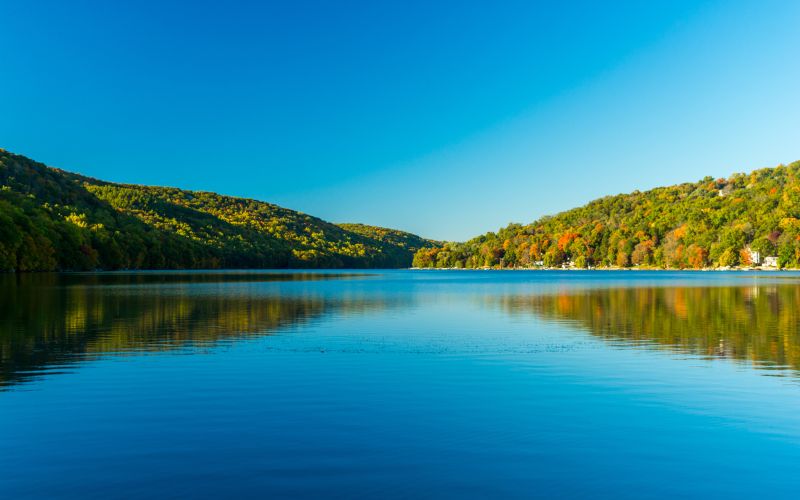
[{"xmin": 3, "ymin": 270, "xmax": 800, "ymax": 498}]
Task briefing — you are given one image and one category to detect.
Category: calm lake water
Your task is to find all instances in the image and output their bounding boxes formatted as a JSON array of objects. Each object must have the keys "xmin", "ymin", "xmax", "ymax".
[{"xmin": 4, "ymin": 270, "xmax": 800, "ymax": 498}]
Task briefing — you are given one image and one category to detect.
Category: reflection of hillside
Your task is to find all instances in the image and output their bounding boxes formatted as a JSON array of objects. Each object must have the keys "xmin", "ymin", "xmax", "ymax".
[
  {"xmin": 13, "ymin": 271, "xmax": 374, "ymax": 287},
  {"xmin": 0, "ymin": 273, "xmax": 386, "ymax": 388},
  {"xmin": 497, "ymin": 285, "xmax": 800, "ymax": 372}
]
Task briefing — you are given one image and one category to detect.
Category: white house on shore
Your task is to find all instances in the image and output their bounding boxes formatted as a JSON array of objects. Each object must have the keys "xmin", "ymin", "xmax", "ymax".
[
  {"xmin": 747, "ymin": 248, "xmax": 761, "ymax": 265},
  {"xmin": 763, "ymin": 256, "xmax": 779, "ymax": 268},
  {"xmin": 744, "ymin": 247, "xmax": 778, "ymax": 268}
]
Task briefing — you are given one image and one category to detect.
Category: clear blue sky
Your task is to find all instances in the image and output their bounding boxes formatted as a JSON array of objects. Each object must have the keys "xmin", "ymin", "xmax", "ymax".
[{"xmin": 2, "ymin": 0, "xmax": 799, "ymax": 241}]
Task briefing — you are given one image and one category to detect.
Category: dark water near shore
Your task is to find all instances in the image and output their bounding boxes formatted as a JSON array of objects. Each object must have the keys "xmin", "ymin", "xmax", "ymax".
[{"xmin": 4, "ymin": 270, "xmax": 800, "ymax": 498}]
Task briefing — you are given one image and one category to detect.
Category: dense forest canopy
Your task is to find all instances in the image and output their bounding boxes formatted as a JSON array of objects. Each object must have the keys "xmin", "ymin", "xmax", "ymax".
[
  {"xmin": 336, "ymin": 223, "xmax": 438, "ymax": 255},
  {"xmin": 414, "ymin": 160, "xmax": 800, "ymax": 269},
  {"xmin": 0, "ymin": 149, "xmax": 434, "ymax": 271}
]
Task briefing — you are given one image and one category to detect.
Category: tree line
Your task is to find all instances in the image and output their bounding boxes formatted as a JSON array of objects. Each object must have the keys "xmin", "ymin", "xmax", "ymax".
[
  {"xmin": 0, "ymin": 150, "xmax": 433, "ymax": 271},
  {"xmin": 414, "ymin": 160, "xmax": 800, "ymax": 269}
]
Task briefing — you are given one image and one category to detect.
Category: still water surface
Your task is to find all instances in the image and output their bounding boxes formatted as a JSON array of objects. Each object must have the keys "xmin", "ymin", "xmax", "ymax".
[{"xmin": 3, "ymin": 270, "xmax": 800, "ymax": 498}]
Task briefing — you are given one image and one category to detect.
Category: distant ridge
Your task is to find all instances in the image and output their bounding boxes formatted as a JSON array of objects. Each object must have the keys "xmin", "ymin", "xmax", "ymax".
[
  {"xmin": 414, "ymin": 160, "xmax": 800, "ymax": 270},
  {"xmin": 0, "ymin": 149, "xmax": 435, "ymax": 271}
]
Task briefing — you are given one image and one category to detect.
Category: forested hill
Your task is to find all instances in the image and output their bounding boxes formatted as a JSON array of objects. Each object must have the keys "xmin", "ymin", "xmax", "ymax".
[
  {"xmin": 0, "ymin": 149, "xmax": 434, "ymax": 271},
  {"xmin": 336, "ymin": 223, "xmax": 438, "ymax": 255},
  {"xmin": 414, "ymin": 160, "xmax": 800, "ymax": 269}
]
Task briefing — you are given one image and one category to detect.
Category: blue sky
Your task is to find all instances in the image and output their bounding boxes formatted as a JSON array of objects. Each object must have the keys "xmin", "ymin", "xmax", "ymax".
[{"xmin": 2, "ymin": 0, "xmax": 799, "ymax": 241}]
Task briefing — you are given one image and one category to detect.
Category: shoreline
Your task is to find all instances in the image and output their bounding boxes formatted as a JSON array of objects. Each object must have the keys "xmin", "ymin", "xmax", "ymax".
[
  {"xmin": 4, "ymin": 267, "xmax": 800, "ymax": 274},
  {"xmin": 410, "ymin": 266, "xmax": 797, "ymax": 272}
]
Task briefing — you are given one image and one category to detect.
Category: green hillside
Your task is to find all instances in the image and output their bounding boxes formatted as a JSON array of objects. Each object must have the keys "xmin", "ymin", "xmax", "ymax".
[
  {"xmin": 414, "ymin": 160, "xmax": 800, "ymax": 269},
  {"xmin": 0, "ymin": 149, "xmax": 433, "ymax": 271},
  {"xmin": 337, "ymin": 223, "xmax": 438, "ymax": 255}
]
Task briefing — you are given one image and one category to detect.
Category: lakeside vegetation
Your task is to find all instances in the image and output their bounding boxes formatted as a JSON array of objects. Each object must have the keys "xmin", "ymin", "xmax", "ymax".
[
  {"xmin": 414, "ymin": 160, "xmax": 800, "ymax": 270},
  {"xmin": 0, "ymin": 150, "xmax": 434, "ymax": 271}
]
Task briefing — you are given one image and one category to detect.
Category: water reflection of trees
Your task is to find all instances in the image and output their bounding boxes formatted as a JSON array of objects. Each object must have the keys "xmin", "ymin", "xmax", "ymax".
[
  {"xmin": 497, "ymin": 285, "xmax": 800, "ymax": 372},
  {"xmin": 0, "ymin": 273, "xmax": 385, "ymax": 388}
]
